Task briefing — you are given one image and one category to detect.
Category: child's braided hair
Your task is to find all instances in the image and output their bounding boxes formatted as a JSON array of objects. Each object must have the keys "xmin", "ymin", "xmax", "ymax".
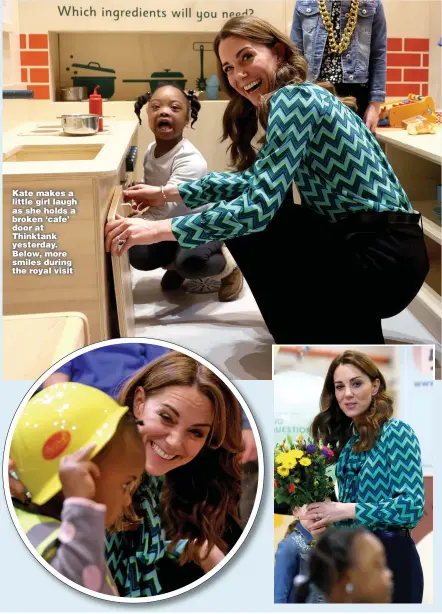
[{"xmin": 134, "ymin": 87, "xmax": 201, "ymax": 128}]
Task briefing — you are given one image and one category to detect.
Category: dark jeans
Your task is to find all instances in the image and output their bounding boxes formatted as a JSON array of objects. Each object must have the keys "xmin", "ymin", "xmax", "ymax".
[
  {"xmin": 335, "ymin": 83, "xmax": 370, "ymax": 118},
  {"xmin": 129, "ymin": 240, "xmax": 225, "ymax": 279},
  {"xmin": 225, "ymin": 197, "xmax": 429, "ymax": 344},
  {"xmin": 374, "ymin": 530, "xmax": 424, "ymax": 603}
]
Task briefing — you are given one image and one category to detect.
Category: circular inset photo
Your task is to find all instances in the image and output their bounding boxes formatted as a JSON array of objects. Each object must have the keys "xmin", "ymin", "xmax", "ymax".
[{"xmin": 4, "ymin": 338, "xmax": 263, "ymax": 603}]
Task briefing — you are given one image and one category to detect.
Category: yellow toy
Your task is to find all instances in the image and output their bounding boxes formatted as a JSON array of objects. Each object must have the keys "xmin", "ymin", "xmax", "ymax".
[
  {"xmin": 10, "ymin": 383, "xmax": 129, "ymax": 505},
  {"xmin": 378, "ymin": 94, "xmax": 437, "ymax": 128},
  {"xmin": 403, "ymin": 116, "xmax": 437, "ymax": 135}
]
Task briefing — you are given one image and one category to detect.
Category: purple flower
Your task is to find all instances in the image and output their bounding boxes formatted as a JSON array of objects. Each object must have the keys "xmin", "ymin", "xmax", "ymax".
[
  {"xmin": 321, "ymin": 446, "xmax": 329, "ymax": 458},
  {"xmin": 305, "ymin": 444, "xmax": 317, "ymax": 454}
]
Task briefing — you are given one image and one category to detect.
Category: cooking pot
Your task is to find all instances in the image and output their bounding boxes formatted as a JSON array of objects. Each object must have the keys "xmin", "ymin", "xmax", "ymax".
[
  {"xmin": 71, "ymin": 76, "xmax": 116, "ymax": 99},
  {"xmin": 70, "ymin": 61, "xmax": 117, "ymax": 98},
  {"xmin": 58, "ymin": 114, "xmax": 101, "ymax": 135},
  {"xmin": 148, "ymin": 69, "xmax": 187, "ymax": 93},
  {"xmin": 60, "ymin": 86, "xmax": 88, "ymax": 101}
]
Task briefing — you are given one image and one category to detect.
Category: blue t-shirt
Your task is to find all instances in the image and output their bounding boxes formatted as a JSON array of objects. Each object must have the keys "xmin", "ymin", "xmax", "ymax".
[
  {"xmin": 54, "ymin": 343, "xmax": 170, "ymax": 399},
  {"xmin": 47, "ymin": 343, "xmax": 250, "ymax": 429}
]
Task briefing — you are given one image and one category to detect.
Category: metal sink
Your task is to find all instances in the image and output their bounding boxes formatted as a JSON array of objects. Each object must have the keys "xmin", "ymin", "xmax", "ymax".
[{"xmin": 3, "ymin": 143, "xmax": 104, "ymax": 162}]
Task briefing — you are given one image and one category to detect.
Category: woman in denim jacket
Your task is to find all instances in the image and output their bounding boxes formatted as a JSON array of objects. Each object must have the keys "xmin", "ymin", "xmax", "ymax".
[{"xmin": 290, "ymin": 0, "xmax": 386, "ymax": 132}]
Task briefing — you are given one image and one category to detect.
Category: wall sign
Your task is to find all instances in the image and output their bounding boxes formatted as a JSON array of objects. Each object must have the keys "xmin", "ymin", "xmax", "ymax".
[{"xmin": 18, "ymin": 0, "xmax": 287, "ymax": 32}]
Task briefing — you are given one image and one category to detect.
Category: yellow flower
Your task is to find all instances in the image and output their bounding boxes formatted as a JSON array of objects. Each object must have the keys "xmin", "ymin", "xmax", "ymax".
[
  {"xmin": 277, "ymin": 466, "xmax": 289, "ymax": 477},
  {"xmin": 292, "ymin": 450, "xmax": 304, "ymax": 459},
  {"xmin": 275, "ymin": 453, "xmax": 286, "ymax": 465},
  {"xmin": 282, "ymin": 458, "xmax": 297, "ymax": 470},
  {"xmin": 296, "ymin": 434, "xmax": 304, "ymax": 442},
  {"xmin": 299, "ymin": 457, "xmax": 312, "ymax": 467},
  {"xmin": 294, "ymin": 478, "xmax": 301, "ymax": 483},
  {"xmin": 314, "ymin": 480, "xmax": 319, "ymax": 486}
]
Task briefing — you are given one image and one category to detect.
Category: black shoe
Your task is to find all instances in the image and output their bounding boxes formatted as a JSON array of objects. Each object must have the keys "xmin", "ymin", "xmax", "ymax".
[{"xmin": 161, "ymin": 270, "xmax": 185, "ymax": 291}]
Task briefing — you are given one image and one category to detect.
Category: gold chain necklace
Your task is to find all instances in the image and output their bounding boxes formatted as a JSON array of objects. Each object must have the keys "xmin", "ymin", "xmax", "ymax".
[{"xmin": 318, "ymin": 0, "xmax": 360, "ymax": 54}]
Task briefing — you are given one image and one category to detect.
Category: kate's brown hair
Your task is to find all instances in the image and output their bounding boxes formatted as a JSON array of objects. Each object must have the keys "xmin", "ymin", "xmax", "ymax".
[
  {"xmin": 214, "ymin": 16, "xmax": 357, "ymax": 171},
  {"xmin": 215, "ymin": 16, "xmax": 308, "ymax": 171},
  {"xmin": 117, "ymin": 351, "xmax": 243, "ymax": 565},
  {"xmin": 311, "ymin": 351, "xmax": 393, "ymax": 458}
]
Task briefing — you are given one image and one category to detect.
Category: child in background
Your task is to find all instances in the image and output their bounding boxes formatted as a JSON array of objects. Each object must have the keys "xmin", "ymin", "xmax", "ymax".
[
  {"xmin": 130, "ymin": 85, "xmax": 243, "ymax": 302},
  {"xmin": 41, "ymin": 342, "xmax": 170, "ymax": 398},
  {"xmin": 294, "ymin": 526, "xmax": 393, "ymax": 604},
  {"xmin": 274, "ymin": 504, "xmax": 329, "ymax": 603},
  {"xmin": 9, "ymin": 383, "xmax": 145, "ymax": 596}
]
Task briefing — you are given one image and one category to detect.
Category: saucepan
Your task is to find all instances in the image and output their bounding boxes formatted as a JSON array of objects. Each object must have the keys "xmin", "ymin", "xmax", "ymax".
[
  {"xmin": 60, "ymin": 86, "xmax": 88, "ymax": 101},
  {"xmin": 57, "ymin": 113, "xmax": 102, "ymax": 135}
]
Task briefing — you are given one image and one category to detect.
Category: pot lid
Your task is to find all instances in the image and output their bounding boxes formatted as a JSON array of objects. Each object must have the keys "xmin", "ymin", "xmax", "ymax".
[
  {"xmin": 71, "ymin": 75, "xmax": 116, "ymax": 81},
  {"xmin": 150, "ymin": 68, "xmax": 185, "ymax": 79},
  {"xmin": 72, "ymin": 61, "xmax": 116, "ymax": 74}
]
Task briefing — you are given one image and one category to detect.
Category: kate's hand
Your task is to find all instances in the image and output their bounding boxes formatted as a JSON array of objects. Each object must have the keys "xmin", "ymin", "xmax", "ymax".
[
  {"xmin": 59, "ymin": 443, "xmax": 100, "ymax": 500},
  {"xmin": 122, "ymin": 184, "xmax": 163, "ymax": 211},
  {"xmin": 198, "ymin": 542, "xmax": 225, "ymax": 573},
  {"xmin": 104, "ymin": 215, "xmax": 174, "ymax": 256},
  {"xmin": 303, "ymin": 501, "xmax": 356, "ymax": 531},
  {"xmin": 8, "ymin": 458, "xmax": 27, "ymax": 502}
]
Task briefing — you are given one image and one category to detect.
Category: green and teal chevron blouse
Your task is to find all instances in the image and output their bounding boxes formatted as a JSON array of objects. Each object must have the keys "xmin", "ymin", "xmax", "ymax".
[
  {"xmin": 336, "ymin": 418, "xmax": 424, "ymax": 530},
  {"xmin": 172, "ymin": 82, "xmax": 413, "ymax": 248},
  {"xmin": 105, "ymin": 475, "xmax": 186, "ymax": 597}
]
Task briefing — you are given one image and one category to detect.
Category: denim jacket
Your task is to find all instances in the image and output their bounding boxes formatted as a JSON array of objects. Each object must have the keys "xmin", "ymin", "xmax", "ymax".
[
  {"xmin": 290, "ymin": 0, "xmax": 387, "ymax": 102},
  {"xmin": 274, "ymin": 523, "xmax": 325, "ymax": 603}
]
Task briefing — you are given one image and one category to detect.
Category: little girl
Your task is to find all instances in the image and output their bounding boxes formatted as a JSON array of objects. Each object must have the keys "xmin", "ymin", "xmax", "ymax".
[
  {"xmin": 290, "ymin": 0, "xmax": 387, "ymax": 132},
  {"xmin": 295, "ymin": 526, "xmax": 393, "ymax": 603},
  {"xmin": 130, "ymin": 85, "xmax": 243, "ymax": 302},
  {"xmin": 9, "ymin": 383, "xmax": 145, "ymax": 596}
]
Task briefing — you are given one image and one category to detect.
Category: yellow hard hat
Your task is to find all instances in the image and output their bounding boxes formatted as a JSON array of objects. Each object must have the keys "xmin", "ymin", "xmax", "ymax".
[{"xmin": 10, "ymin": 383, "xmax": 130, "ymax": 505}]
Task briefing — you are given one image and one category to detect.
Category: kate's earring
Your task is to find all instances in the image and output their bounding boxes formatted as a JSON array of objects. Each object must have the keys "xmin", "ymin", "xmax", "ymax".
[{"xmin": 345, "ymin": 583, "xmax": 354, "ymax": 594}]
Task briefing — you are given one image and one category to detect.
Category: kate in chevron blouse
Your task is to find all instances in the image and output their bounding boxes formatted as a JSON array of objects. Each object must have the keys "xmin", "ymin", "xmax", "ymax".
[
  {"xmin": 105, "ymin": 15, "xmax": 429, "ymax": 345},
  {"xmin": 306, "ymin": 350, "xmax": 425, "ymax": 603},
  {"xmin": 105, "ymin": 351, "xmax": 244, "ymax": 598}
]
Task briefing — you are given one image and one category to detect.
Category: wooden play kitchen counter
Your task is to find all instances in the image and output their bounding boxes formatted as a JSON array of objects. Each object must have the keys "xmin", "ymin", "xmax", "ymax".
[
  {"xmin": 3, "ymin": 312, "xmax": 90, "ymax": 380},
  {"xmin": 3, "ymin": 120, "xmax": 138, "ymax": 343},
  {"xmin": 377, "ymin": 127, "xmax": 442, "ymax": 342}
]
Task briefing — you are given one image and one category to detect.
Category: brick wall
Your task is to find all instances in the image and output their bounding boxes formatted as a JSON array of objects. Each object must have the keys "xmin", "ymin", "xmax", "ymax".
[
  {"xmin": 20, "ymin": 33, "xmax": 50, "ymax": 99},
  {"xmin": 19, "ymin": 33, "xmax": 432, "ymax": 103},
  {"xmin": 387, "ymin": 37, "xmax": 430, "ymax": 98}
]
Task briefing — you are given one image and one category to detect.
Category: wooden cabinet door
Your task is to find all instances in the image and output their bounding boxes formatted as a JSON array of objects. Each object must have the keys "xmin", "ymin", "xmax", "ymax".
[{"xmin": 107, "ymin": 185, "xmax": 135, "ymax": 337}]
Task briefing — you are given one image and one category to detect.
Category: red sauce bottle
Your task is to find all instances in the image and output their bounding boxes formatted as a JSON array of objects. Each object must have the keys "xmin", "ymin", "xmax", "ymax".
[{"xmin": 89, "ymin": 85, "xmax": 103, "ymax": 131}]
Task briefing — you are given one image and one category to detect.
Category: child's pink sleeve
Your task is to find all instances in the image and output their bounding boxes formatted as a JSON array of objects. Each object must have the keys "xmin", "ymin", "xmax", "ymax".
[{"xmin": 49, "ymin": 498, "xmax": 118, "ymax": 596}]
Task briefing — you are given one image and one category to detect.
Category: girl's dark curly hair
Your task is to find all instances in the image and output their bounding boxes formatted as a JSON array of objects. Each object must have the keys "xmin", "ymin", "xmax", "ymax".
[
  {"xmin": 295, "ymin": 526, "xmax": 368, "ymax": 603},
  {"xmin": 311, "ymin": 351, "xmax": 394, "ymax": 459},
  {"xmin": 117, "ymin": 351, "xmax": 243, "ymax": 566},
  {"xmin": 134, "ymin": 86, "xmax": 201, "ymax": 128}
]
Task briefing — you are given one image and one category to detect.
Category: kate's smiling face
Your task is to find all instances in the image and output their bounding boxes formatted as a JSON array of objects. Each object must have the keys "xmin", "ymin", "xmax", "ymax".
[
  {"xmin": 133, "ymin": 385, "xmax": 214, "ymax": 475},
  {"xmin": 219, "ymin": 35, "xmax": 282, "ymax": 106}
]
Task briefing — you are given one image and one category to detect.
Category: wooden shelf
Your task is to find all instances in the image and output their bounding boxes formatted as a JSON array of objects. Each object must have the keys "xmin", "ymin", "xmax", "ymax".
[
  {"xmin": 377, "ymin": 129, "xmax": 442, "ymax": 165},
  {"xmin": 417, "ymin": 199, "xmax": 442, "ymax": 244},
  {"xmin": 409, "ymin": 283, "xmax": 442, "ymax": 343},
  {"xmin": 424, "ymin": 234, "xmax": 441, "ymax": 296}
]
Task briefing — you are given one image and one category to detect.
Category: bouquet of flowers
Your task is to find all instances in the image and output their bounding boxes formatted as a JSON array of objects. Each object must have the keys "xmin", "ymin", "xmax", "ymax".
[{"xmin": 274, "ymin": 433, "xmax": 336, "ymax": 507}]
